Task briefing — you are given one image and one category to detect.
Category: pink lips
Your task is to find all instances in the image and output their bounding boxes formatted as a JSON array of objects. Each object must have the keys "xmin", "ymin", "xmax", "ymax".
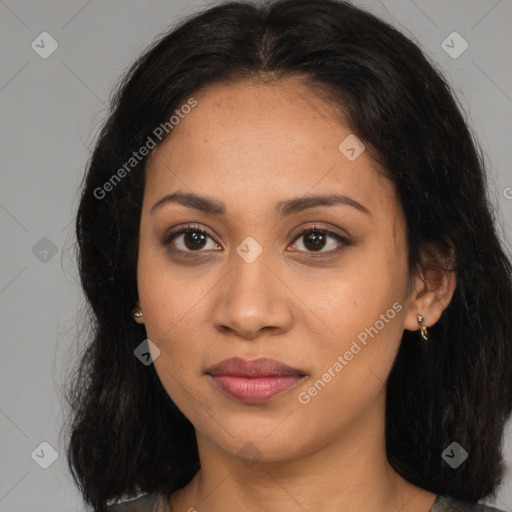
[{"xmin": 206, "ymin": 357, "xmax": 306, "ymax": 404}]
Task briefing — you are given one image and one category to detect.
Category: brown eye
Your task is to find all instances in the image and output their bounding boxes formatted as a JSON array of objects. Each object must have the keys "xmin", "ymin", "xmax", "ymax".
[
  {"xmin": 291, "ymin": 226, "xmax": 350, "ymax": 255},
  {"xmin": 182, "ymin": 230, "xmax": 208, "ymax": 250},
  {"xmin": 303, "ymin": 230, "xmax": 327, "ymax": 251},
  {"xmin": 162, "ymin": 225, "xmax": 219, "ymax": 253}
]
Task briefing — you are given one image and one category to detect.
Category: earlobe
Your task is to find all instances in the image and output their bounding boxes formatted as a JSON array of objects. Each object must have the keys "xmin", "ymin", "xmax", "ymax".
[
  {"xmin": 131, "ymin": 300, "xmax": 144, "ymax": 324},
  {"xmin": 404, "ymin": 268, "xmax": 457, "ymax": 333}
]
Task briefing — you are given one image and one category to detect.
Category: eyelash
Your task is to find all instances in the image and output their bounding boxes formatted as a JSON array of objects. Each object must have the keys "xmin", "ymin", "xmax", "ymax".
[{"xmin": 161, "ymin": 223, "xmax": 351, "ymax": 258}]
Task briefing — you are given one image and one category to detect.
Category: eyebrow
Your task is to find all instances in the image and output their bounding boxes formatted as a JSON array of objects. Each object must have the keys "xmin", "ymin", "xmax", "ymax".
[{"xmin": 150, "ymin": 191, "xmax": 371, "ymax": 217}]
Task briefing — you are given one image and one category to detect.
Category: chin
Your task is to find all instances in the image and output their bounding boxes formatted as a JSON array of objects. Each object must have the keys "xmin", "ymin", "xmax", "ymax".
[{"xmin": 205, "ymin": 418, "xmax": 313, "ymax": 461}]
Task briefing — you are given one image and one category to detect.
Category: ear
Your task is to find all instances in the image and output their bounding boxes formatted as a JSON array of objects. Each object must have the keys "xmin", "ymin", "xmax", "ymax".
[
  {"xmin": 132, "ymin": 299, "xmax": 145, "ymax": 325},
  {"xmin": 404, "ymin": 243, "xmax": 457, "ymax": 333}
]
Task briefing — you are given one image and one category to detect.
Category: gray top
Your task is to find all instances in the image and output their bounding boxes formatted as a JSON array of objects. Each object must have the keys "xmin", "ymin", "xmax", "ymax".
[{"xmin": 102, "ymin": 492, "xmax": 507, "ymax": 511}]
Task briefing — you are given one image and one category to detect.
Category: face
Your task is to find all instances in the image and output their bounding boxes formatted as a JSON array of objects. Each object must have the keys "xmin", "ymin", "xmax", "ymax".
[{"xmin": 136, "ymin": 78, "xmax": 415, "ymax": 464}]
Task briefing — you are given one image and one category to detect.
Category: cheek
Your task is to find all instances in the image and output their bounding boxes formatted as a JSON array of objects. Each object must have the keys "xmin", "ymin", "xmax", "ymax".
[
  {"xmin": 306, "ymin": 248, "xmax": 407, "ymax": 391},
  {"xmin": 315, "ymin": 251, "xmax": 406, "ymax": 338},
  {"xmin": 136, "ymin": 239, "xmax": 200, "ymax": 341},
  {"xmin": 136, "ymin": 253, "xmax": 209, "ymax": 389},
  {"xmin": 297, "ymin": 297, "xmax": 405, "ymax": 429}
]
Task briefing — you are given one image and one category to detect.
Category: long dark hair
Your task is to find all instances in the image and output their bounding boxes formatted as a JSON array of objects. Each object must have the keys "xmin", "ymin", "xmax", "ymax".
[{"xmin": 63, "ymin": 0, "xmax": 512, "ymax": 510}]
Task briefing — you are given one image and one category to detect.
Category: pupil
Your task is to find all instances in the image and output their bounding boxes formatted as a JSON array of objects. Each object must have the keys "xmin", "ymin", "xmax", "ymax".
[
  {"xmin": 305, "ymin": 232, "xmax": 325, "ymax": 251},
  {"xmin": 185, "ymin": 231, "xmax": 206, "ymax": 250}
]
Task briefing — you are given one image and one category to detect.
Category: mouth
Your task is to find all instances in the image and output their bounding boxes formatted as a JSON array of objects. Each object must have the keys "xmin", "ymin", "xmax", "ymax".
[{"xmin": 206, "ymin": 357, "xmax": 307, "ymax": 404}]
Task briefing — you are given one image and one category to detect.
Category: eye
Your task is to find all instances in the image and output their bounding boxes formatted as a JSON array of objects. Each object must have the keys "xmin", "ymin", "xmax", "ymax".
[
  {"xmin": 161, "ymin": 224, "xmax": 220, "ymax": 254},
  {"xmin": 289, "ymin": 224, "xmax": 350, "ymax": 255}
]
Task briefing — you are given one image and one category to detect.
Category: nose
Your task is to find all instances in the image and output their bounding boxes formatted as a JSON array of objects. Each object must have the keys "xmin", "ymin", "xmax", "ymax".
[{"xmin": 210, "ymin": 249, "xmax": 294, "ymax": 341}]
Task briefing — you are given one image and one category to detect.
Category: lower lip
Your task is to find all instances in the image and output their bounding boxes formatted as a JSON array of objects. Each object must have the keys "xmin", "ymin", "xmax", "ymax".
[{"xmin": 208, "ymin": 374, "xmax": 305, "ymax": 403}]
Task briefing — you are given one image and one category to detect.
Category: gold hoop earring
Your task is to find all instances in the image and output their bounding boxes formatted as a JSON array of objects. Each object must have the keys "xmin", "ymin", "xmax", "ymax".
[{"xmin": 417, "ymin": 314, "xmax": 428, "ymax": 341}]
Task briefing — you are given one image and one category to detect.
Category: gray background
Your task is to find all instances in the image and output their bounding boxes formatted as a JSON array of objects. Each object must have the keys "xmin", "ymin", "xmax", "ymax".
[{"xmin": 1, "ymin": 0, "xmax": 511, "ymax": 511}]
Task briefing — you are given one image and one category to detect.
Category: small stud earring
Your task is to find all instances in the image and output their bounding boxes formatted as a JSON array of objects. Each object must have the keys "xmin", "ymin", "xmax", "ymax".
[
  {"xmin": 132, "ymin": 308, "xmax": 143, "ymax": 319},
  {"xmin": 417, "ymin": 314, "xmax": 428, "ymax": 341}
]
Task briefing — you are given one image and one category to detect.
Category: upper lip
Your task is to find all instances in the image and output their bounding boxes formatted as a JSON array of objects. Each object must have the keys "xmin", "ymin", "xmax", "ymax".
[{"xmin": 206, "ymin": 357, "xmax": 306, "ymax": 377}]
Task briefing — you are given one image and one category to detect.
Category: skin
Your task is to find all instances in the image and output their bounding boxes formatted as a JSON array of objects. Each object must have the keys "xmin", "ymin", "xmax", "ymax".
[{"xmin": 134, "ymin": 78, "xmax": 457, "ymax": 512}]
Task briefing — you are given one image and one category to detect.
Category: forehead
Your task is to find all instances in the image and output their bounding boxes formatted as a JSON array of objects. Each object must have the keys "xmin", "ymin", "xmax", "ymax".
[{"xmin": 143, "ymin": 79, "xmax": 399, "ymax": 226}]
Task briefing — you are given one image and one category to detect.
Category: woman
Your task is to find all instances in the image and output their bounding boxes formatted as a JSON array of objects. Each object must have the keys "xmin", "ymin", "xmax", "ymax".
[{"xmin": 64, "ymin": 0, "xmax": 512, "ymax": 511}]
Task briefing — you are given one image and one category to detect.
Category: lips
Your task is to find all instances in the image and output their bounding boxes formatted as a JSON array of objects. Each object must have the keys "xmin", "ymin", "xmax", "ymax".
[
  {"xmin": 206, "ymin": 357, "xmax": 306, "ymax": 403},
  {"xmin": 207, "ymin": 357, "xmax": 306, "ymax": 377}
]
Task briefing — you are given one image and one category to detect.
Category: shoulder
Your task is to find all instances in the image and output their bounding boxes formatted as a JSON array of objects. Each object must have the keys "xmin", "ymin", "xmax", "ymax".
[
  {"xmin": 432, "ymin": 494, "xmax": 507, "ymax": 512},
  {"xmin": 101, "ymin": 492, "xmax": 170, "ymax": 512}
]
